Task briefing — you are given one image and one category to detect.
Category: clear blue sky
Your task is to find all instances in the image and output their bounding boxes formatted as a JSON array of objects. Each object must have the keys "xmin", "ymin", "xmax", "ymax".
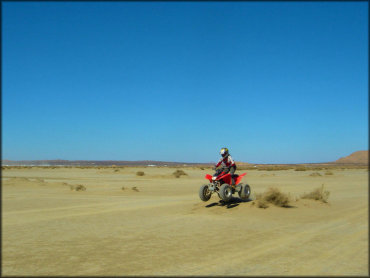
[{"xmin": 2, "ymin": 2, "xmax": 368, "ymax": 164}]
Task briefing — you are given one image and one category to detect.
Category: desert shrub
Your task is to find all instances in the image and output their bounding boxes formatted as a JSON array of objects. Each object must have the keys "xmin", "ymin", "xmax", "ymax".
[
  {"xmin": 260, "ymin": 173, "xmax": 276, "ymax": 177},
  {"xmin": 121, "ymin": 186, "xmax": 125, "ymax": 191},
  {"xmin": 173, "ymin": 169, "xmax": 188, "ymax": 178},
  {"xmin": 324, "ymin": 171, "xmax": 333, "ymax": 175},
  {"xmin": 136, "ymin": 171, "xmax": 145, "ymax": 176},
  {"xmin": 253, "ymin": 187, "xmax": 291, "ymax": 208},
  {"xmin": 311, "ymin": 167, "xmax": 323, "ymax": 171},
  {"xmin": 114, "ymin": 169, "xmax": 120, "ymax": 172},
  {"xmin": 199, "ymin": 167, "xmax": 205, "ymax": 170},
  {"xmin": 309, "ymin": 172, "xmax": 322, "ymax": 177},
  {"xmin": 295, "ymin": 167, "xmax": 307, "ymax": 171},
  {"xmin": 301, "ymin": 184, "xmax": 330, "ymax": 203},
  {"xmin": 132, "ymin": 186, "xmax": 139, "ymax": 192},
  {"xmin": 256, "ymin": 165, "xmax": 292, "ymax": 171},
  {"xmin": 70, "ymin": 184, "xmax": 86, "ymax": 191}
]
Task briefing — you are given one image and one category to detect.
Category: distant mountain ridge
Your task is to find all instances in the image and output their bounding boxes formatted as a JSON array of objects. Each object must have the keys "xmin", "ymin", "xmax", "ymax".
[
  {"xmin": 2, "ymin": 151, "xmax": 368, "ymax": 166},
  {"xmin": 1, "ymin": 159, "xmax": 212, "ymax": 166},
  {"xmin": 334, "ymin": 151, "xmax": 369, "ymax": 164}
]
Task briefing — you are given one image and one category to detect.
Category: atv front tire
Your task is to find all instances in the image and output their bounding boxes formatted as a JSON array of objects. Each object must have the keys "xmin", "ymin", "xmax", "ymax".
[
  {"xmin": 199, "ymin": 184, "xmax": 212, "ymax": 201},
  {"xmin": 219, "ymin": 184, "xmax": 233, "ymax": 202},
  {"xmin": 238, "ymin": 183, "xmax": 251, "ymax": 201}
]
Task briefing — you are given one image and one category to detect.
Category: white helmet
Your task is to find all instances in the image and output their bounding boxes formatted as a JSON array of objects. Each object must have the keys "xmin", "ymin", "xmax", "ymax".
[{"xmin": 220, "ymin": 147, "xmax": 229, "ymax": 158}]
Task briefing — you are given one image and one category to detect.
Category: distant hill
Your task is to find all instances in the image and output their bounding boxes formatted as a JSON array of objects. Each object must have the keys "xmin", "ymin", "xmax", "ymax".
[
  {"xmin": 1, "ymin": 159, "xmax": 213, "ymax": 167},
  {"xmin": 334, "ymin": 151, "xmax": 369, "ymax": 164}
]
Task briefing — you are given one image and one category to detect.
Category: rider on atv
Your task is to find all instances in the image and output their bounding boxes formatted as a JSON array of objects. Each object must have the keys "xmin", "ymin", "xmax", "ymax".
[{"xmin": 213, "ymin": 147, "xmax": 237, "ymax": 186}]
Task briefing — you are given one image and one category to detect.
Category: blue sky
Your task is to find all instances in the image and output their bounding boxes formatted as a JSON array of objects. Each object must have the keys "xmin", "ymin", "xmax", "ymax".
[{"xmin": 2, "ymin": 2, "xmax": 368, "ymax": 164}]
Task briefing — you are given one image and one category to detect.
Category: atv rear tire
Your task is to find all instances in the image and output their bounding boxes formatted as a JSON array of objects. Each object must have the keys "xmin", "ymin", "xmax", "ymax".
[
  {"xmin": 199, "ymin": 184, "xmax": 212, "ymax": 201},
  {"xmin": 219, "ymin": 184, "xmax": 233, "ymax": 202},
  {"xmin": 238, "ymin": 183, "xmax": 251, "ymax": 201}
]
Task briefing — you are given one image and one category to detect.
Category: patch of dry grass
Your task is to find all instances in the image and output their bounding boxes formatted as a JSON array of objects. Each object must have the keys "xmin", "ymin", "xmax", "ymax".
[
  {"xmin": 132, "ymin": 186, "xmax": 139, "ymax": 192},
  {"xmin": 309, "ymin": 172, "xmax": 322, "ymax": 177},
  {"xmin": 70, "ymin": 184, "xmax": 86, "ymax": 191},
  {"xmin": 173, "ymin": 169, "xmax": 188, "ymax": 178},
  {"xmin": 253, "ymin": 187, "xmax": 291, "ymax": 208},
  {"xmin": 260, "ymin": 173, "xmax": 276, "ymax": 177},
  {"xmin": 324, "ymin": 171, "xmax": 334, "ymax": 175},
  {"xmin": 136, "ymin": 171, "xmax": 145, "ymax": 176},
  {"xmin": 295, "ymin": 167, "xmax": 307, "ymax": 171},
  {"xmin": 301, "ymin": 184, "xmax": 330, "ymax": 203},
  {"xmin": 256, "ymin": 166, "xmax": 292, "ymax": 171}
]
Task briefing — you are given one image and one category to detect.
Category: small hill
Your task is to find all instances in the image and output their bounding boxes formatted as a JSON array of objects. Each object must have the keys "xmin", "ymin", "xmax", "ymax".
[{"xmin": 334, "ymin": 151, "xmax": 368, "ymax": 164}]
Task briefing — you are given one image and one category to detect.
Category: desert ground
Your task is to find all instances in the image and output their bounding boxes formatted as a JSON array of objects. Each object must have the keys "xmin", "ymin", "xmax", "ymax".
[{"xmin": 2, "ymin": 166, "xmax": 368, "ymax": 276}]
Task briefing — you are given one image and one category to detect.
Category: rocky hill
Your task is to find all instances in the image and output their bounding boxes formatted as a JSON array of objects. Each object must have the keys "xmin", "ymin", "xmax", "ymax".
[{"xmin": 334, "ymin": 151, "xmax": 368, "ymax": 164}]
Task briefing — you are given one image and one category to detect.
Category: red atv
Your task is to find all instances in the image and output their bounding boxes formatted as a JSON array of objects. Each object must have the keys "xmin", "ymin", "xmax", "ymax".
[{"xmin": 199, "ymin": 171, "xmax": 251, "ymax": 202}]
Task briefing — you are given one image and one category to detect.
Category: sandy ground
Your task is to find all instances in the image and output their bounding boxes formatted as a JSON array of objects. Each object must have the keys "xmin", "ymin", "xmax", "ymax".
[{"xmin": 2, "ymin": 166, "xmax": 368, "ymax": 276}]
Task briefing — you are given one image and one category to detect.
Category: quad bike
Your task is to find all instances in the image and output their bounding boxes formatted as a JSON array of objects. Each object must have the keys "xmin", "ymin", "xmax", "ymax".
[{"xmin": 199, "ymin": 171, "xmax": 251, "ymax": 202}]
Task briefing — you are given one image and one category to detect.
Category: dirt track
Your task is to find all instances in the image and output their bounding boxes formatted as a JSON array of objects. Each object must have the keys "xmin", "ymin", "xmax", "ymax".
[{"xmin": 2, "ymin": 167, "xmax": 368, "ymax": 275}]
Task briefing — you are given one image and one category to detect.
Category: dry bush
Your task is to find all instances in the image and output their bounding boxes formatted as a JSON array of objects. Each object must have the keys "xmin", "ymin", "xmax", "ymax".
[
  {"xmin": 256, "ymin": 165, "xmax": 292, "ymax": 171},
  {"xmin": 324, "ymin": 171, "xmax": 333, "ymax": 175},
  {"xmin": 295, "ymin": 167, "xmax": 307, "ymax": 171},
  {"xmin": 260, "ymin": 173, "xmax": 276, "ymax": 177},
  {"xmin": 121, "ymin": 186, "xmax": 125, "ymax": 191},
  {"xmin": 136, "ymin": 171, "xmax": 145, "ymax": 176},
  {"xmin": 311, "ymin": 167, "xmax": 323, "ymax": 171},
  {"xmin": 253, "ymin": 187, "xmax": 291, "ymax": 208},
  {"xmin": 301, "ymin": 184, "xmax": 330, "ymax": 203},
  {"xmin": 237, "ymin": 166, "xmax": 256, "ymax": 170},
  {"xmin": 132, "ymin": 186, "xmax": 139, "ymax": 192},
  {"xmin": 70, "ymin": 184, "xmax": 86, "ymax": 191},
  {"xmin": 114, "ymin": 169, "xmax": 120, "ymax": 172},
  {"xmin": 173, "ymin": 169, "xmax": 188, "ymax": 178},
  {"xmin": 199, "ymin": 167, "xmax": 205, "ymax": 170},
  {"xmin": 309, "ymin": 172, "xmax": 322, "ymax": 177}
]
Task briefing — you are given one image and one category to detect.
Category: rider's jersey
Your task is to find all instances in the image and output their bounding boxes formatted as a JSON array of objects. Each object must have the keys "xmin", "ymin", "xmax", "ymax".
[{"xmin": 215, "ymin": 155, "xmax": 236, "ymax": 168}]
